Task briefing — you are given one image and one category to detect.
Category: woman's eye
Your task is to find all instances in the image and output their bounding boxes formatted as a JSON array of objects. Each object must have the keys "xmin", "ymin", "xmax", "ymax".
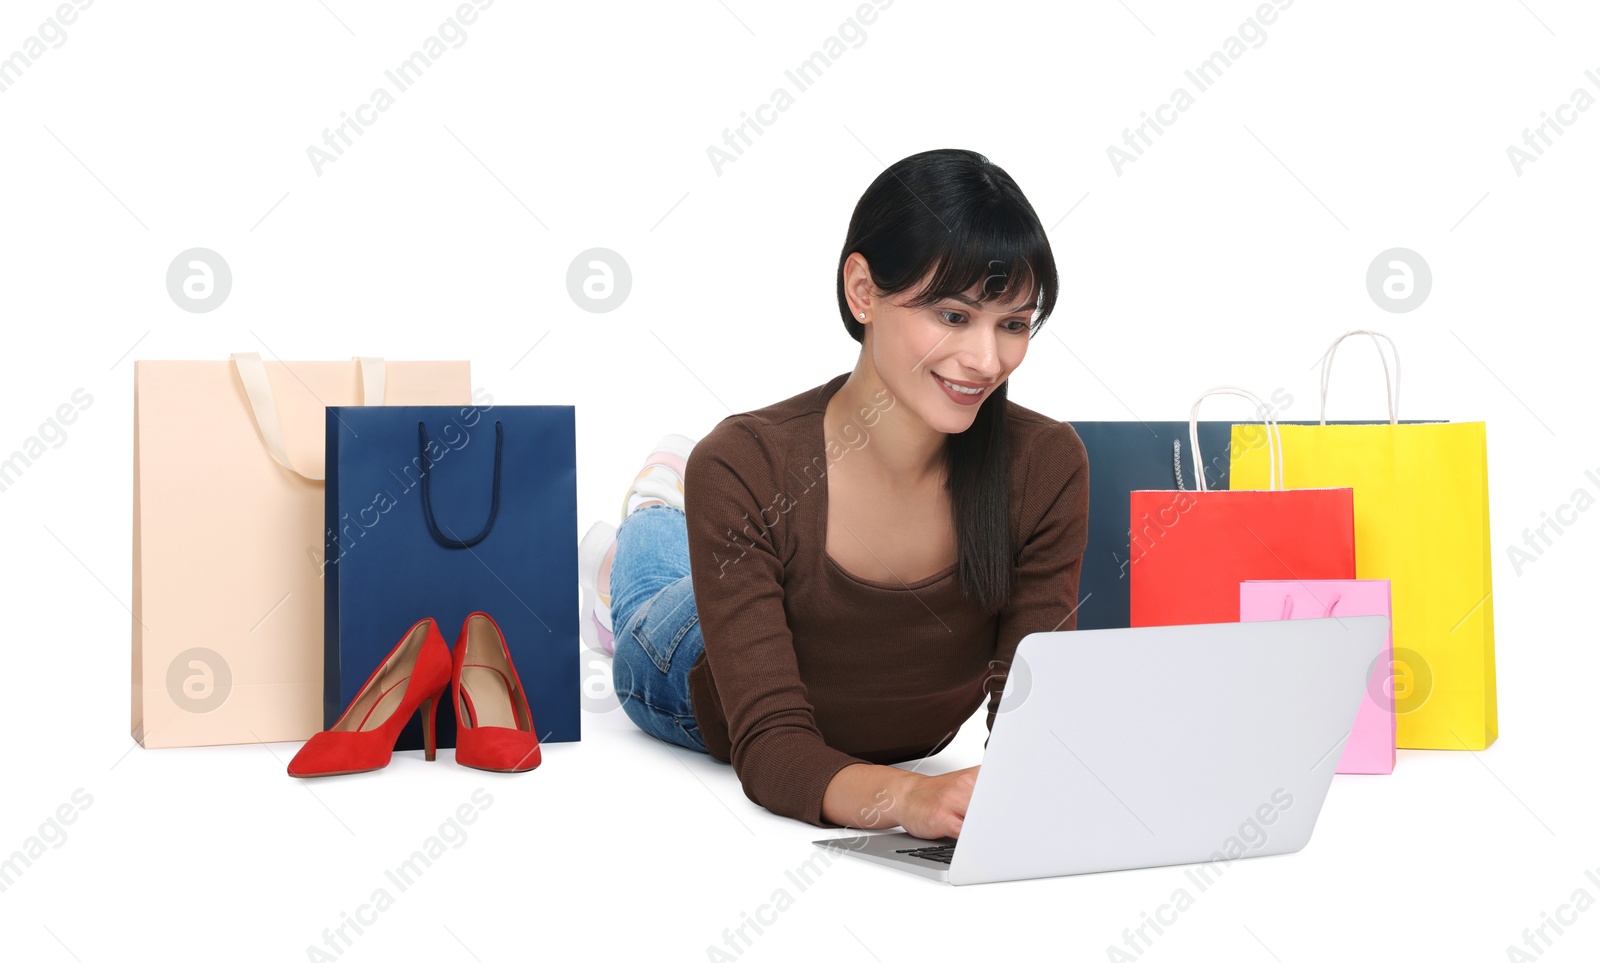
[{"xmin": 939, "ymin": 310, "xmax": 1027, "ymax": 332}]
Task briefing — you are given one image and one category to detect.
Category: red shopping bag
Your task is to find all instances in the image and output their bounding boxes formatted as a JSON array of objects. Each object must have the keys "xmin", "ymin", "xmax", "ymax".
[{"xmin": 1129, "ymin": 387, "xmax": 1357, "ymax": 627}]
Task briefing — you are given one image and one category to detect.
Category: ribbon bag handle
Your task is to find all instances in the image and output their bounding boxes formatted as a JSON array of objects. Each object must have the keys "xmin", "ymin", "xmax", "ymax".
[
  {"xmin": 1187, "ymin": 386, "xmax": 1284, "ymax": 493},
  {"xmin": 418, "ymin": 420, "xmax": 504, "ymax": 549},
  {"xmin": 1317, "ymin": 329, "xmax": 1400, "ymax": 426},
  {"xmin": 232, "ymin": 353, "xmax": 386, "ymax": 481},
  {"xmin": 1280, "ymin": 592, "xmax": 1342, "ymax": 619}
]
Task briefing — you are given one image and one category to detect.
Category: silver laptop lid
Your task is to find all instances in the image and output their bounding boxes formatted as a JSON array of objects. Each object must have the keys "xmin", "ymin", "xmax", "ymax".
[{"xmin": 950, "ymin": 615, "xmax": 1390, "ymax": 885}]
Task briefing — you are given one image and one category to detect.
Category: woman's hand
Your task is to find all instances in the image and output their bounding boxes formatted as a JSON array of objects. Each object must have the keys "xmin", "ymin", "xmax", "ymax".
[
  {"xmin": 894, "ymin": 766, "xmax": 979, "ymax": 840},
  {"xmin": 822, "ymin": 763, "xmax": 980, "ymax": 838}
]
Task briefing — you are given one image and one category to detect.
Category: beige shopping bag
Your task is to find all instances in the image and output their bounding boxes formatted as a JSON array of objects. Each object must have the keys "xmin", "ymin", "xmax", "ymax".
[{"xmin": 132, "ymin": 354, "xmax": 470, "ymax": 748}]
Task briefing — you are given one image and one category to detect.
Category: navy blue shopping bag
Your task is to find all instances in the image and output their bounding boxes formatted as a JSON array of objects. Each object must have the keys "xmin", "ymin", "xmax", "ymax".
[
  {"xmin": 1075, "ymin": 418, "xmax": 1441, "ymax": 631},
  {"xmin": 324, "ymin": 403, "xmax": 579, "ymax": 750},
  {"xmin": 1074, "ymin": 421, "xmax": 1241, "ymax": 631}
]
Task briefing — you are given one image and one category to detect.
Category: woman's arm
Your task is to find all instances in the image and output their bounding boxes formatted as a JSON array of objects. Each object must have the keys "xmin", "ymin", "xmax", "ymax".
[
  {"xmin": 683, "ymin": 419, "xmax": 878, "ymax": 826},
  {"xmin": 822, "ymin": 763, "xmax": 978, "ymax": 839}
]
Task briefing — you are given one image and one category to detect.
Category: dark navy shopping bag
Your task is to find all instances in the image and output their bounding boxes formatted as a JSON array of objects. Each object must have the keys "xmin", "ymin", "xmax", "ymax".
[
  {"xmin": 324, "ymin": 403, "xmax": 579, "ymax": 750},
  {"xmin": 1074, "ymin": 418, "xmax": 1440, "ymax": 631},
  {"xmin": 1074, "ymin": 421, "xmax": 1241, "ymax": 631}
]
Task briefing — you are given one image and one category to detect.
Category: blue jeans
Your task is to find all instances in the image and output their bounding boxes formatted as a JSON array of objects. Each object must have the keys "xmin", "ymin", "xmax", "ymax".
[{"xmin": 610, "ymin": 504, "xmax": 710, "ymax": 753}]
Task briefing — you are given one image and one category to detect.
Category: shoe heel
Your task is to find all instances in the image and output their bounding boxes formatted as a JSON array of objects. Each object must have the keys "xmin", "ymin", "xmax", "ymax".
[{"xmin": 421, "ymin": 694, "xmax": 439, "ymax": 762}]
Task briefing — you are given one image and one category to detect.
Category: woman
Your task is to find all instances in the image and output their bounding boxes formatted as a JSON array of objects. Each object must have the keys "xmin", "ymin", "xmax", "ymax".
[{"xmin": 578, "ymin": 148, "xmax": 1089, "ymax": 838}]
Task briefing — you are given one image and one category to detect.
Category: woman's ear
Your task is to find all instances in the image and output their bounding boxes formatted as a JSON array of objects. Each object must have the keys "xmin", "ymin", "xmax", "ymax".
[{"xmin": 843, "ymin": 252, "xmax": 874, "ymax": 321}]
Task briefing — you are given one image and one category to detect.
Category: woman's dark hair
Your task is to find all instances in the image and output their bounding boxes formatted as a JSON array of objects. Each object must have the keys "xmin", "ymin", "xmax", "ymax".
[{"xmin": 834, "ymin": 148, "xmax": 1058, "ymax": 614}]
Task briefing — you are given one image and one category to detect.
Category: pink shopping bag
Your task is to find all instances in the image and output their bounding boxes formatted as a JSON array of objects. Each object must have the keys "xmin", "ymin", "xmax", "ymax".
[{"xmin": 1240, "ymin": 579, "xmax": 1396, "ymax": 774}]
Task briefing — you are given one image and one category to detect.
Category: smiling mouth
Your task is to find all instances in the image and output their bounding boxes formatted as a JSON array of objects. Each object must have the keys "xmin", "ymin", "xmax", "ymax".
[{"xmin": 934, "ymin": 373, "xmax": 988, "ymax": 395}]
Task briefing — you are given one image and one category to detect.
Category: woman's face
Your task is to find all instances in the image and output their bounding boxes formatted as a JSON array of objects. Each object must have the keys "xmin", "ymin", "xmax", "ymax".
[{"xmin": 846, "ymin": 254, "xmax": 1036, "ymax": 435}]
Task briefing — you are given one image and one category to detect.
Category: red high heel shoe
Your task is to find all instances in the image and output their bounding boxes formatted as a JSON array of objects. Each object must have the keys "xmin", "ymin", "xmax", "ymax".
[
  {"xmin": 287, "ymin": 617, "xmax": 453, "ymax": 777},
  {"xmin": 452, "ymin": 611, "xmax": 541, "ymax": 773}
]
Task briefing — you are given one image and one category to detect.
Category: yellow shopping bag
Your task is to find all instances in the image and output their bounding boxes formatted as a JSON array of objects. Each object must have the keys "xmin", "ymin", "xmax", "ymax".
[{"xmin": 1230, "ymin": 331, "xmax": 1496, "ymax": 750}]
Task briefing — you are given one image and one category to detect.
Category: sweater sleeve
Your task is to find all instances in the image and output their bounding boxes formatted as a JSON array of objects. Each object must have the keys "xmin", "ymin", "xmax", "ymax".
[
  {"xmin": 984, "ymin": 420, "xmax": 1091, "ymax": 739},
  {"xmin": 682, "ymin": 416, "xmax": 870, "ymax": 828}
]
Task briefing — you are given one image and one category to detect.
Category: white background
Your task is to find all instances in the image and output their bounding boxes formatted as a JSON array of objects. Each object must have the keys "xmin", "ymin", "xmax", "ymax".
[{"xmin": 2, "ymin": 1, "xmax": 1596, "ymax": 960}]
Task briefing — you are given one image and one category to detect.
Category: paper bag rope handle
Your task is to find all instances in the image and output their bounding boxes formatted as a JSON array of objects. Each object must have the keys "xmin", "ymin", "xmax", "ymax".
[
  {"xmin": 1317, "ymin": 329, "xmax": 1400, "ymax": 426},
  {"xmin": 1187, "ymin": 386, "xmax": 1283, "ymax": 493},
  {"xmin": 418, "ymin": 420, "xmax": 503, "ymax": 549},
  {"xmin": 231, "ymin": 353, "xmax": 386, "ymax": 481}
]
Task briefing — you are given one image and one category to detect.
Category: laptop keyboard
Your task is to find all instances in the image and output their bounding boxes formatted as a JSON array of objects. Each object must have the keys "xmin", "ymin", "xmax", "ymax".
[{"xmin": 895, "ymin": 844, "xmax": 957, "ymax": 864}]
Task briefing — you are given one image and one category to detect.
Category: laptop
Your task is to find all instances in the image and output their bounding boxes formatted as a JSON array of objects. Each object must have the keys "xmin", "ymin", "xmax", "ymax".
[{"xmin": 813, "ymin": 615, "xmax": 1391, "ymax": 885}]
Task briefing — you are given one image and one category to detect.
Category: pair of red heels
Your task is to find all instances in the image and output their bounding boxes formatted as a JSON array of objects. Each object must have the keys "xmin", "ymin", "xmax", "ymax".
[{"xmin": 288, "ymin": 611, "xmax": 540, "ymax": 777}]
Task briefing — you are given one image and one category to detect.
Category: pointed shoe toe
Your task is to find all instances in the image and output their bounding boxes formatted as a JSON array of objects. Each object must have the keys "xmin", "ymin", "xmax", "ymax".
[
  {"xmin": 286, "ymin": 617, "xmax": 452, "ymax": 778},
  {"xmin": 452, "ymin": 611, "xmax": 543, "ymax": 774},
  {"xmin": 455, "ymin": 727, "xmax": 542, "ymax": 773},
  {"xmin": 288, "ymin": 730, "xmax": 393, "ymax": 777}
]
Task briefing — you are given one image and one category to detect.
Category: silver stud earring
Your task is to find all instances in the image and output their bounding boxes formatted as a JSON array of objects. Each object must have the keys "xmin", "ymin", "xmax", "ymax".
[{"xmin": 857, "ymin": 312, "xmax": 865, "ymax": 319}]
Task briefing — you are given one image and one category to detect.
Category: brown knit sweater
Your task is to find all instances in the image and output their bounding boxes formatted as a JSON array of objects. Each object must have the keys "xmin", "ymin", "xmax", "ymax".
[{"xmin": 682, "ymin": 372, "xmax": 1089, "ymax": 827}]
